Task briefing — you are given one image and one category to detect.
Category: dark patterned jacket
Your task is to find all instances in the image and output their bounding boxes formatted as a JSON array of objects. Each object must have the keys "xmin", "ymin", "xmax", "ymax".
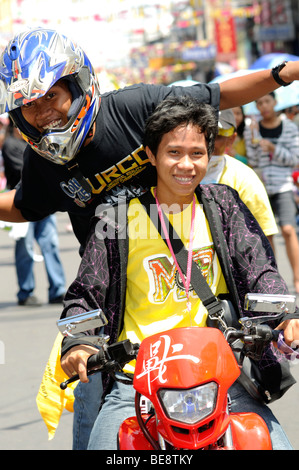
[{"xmin": 61, "ymin": 184, "xmax": 290, "ymax": 370}]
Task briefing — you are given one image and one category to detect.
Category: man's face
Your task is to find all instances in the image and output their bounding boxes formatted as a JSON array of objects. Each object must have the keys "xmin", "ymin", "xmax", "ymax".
[
  {"xmin": 20, "ymin": 80, "xmax": 72, "ymax": 133},
  {"xmin": 213, "ymin": 134, "xmax": 235, "ymax": 156},
  {"xmin": 146, "ymin": 123, "xmax": 209, "ymax": 208},
  {"xmin": 256, "ymin": 94, "xmax": 276, "ymax": 119}
]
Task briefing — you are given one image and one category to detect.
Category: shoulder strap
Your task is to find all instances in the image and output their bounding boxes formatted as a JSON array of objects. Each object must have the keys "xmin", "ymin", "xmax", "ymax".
[{"xmin": 138, "ymin": 191, "xmax": 223, "ymax": 316}]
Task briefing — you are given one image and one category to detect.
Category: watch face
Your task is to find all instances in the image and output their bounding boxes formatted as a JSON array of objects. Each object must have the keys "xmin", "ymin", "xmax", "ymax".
[{"xmin": 277, "ymin": 61, "xmax": 286, "ymax": 71}]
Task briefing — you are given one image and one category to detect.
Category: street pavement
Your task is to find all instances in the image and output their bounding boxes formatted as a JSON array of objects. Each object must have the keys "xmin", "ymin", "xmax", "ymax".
[{"xmin": 0, "ymin": 212, "xmax": 299, "ymax": 450}]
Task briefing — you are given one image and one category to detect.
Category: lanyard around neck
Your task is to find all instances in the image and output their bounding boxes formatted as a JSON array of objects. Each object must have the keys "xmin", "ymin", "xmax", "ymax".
[{"xmin": 154, "ymin": 190, "xmax": 196, "ymax": 313}]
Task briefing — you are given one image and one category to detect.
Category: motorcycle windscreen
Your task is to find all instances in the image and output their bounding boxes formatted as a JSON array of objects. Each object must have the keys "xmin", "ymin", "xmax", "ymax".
[{"xmin": 133, "ymin": 327, "xmax": 240, "ymax": 398}]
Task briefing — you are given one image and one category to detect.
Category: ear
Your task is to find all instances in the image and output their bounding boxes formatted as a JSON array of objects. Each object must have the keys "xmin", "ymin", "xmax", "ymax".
[
  {"xmin": 229, "ymin": 132, "xmax": 237, "ymax": 144},
  {"xmin": 145, "ymin": 146, "xmax": 156, "ymax": 167}
]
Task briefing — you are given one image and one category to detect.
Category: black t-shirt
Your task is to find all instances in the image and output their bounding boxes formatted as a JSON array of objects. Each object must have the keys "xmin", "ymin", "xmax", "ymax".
[
  {"xmin": 2, "ymin": 135, "xmax": 27, "ymax": 189},
  {"xmin": 14, "ymin": 82, "xmax": 220, "ymax": 249},
  {"xmin": 259, "ymin": 121, "xmax": 283, "ymax": 139}
]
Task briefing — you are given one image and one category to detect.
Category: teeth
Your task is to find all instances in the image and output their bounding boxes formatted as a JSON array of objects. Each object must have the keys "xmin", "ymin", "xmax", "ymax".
[
  {"xmin": 43, "ymin": 119, "xmax": 62, "ymax": 130},
  {"xmin": 174, "ymin": 176, "xmax": 193, "ymax": 182}
]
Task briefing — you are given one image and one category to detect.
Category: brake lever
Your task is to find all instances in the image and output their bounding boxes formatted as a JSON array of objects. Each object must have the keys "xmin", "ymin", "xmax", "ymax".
[
  {"xmin": 60, "ymin": 367, "xmax": 100, "ymax": 390},
  {"xmin": 239, "ymin": 311, "xmax": 285, "ymax": 329}
]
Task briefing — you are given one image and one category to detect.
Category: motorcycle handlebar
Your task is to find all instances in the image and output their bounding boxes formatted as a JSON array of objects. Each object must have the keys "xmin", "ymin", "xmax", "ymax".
[
  {"xmin": 60, "ymin": 339, "xmax": 139, "ymax": 390},
  {"xmin": 226, "ymin": 323, "xmax": 281, "ymax": 362},
  {"xmin": 86, "ymin": 348, "xmax": 106, "ymax": 369},
  {"xmin": 227, "ymin": 324, "xmax": 279, "ymax": 342},
  {"xmin": 60, "ymin": 326, "xmax": 280, "ymax": 390}
]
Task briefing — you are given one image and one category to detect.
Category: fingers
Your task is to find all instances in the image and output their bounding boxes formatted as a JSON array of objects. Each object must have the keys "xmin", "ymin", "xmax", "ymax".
[
  {"xmin": 61, "ymin": 344, "xmax": 99, "ymax": 383},
  {"xmin": 275, "ymin": 319, "xmax": 299, "ymax": 347}
]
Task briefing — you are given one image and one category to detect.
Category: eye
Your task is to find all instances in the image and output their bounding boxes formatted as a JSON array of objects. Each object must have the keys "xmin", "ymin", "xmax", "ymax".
[
  {"xmin": 192, "ymin": 150, "xmax": 205, "ymax": 158},
  {"xmin": 22, "ymin": 101, "xmax": 34, "ymax": 109},
  {"xmin": 168, "ymin": 149, "xmax": 180, "ymax": 156},
  {"xmin": 45, "ymin": 92, "xmax": 56, "ymax": 100}
]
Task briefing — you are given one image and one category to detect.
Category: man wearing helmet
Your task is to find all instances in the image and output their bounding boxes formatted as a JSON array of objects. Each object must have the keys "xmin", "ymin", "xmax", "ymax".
[{"xmin": 1, "ymin": 28, "xmax": 299, "ymax": 253}]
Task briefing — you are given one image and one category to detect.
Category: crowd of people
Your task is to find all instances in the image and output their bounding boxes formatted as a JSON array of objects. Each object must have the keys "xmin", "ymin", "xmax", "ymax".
[
  {"xmin": 222, "ymin": 98, "xmax": 299, "ymax": 295},
  {"xmin": 1, "ymin": 28, "xmax": 299, "ymax": 450}
]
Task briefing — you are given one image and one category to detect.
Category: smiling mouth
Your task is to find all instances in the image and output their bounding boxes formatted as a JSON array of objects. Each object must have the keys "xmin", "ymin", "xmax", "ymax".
[
  {"xmin": 42, "ymin": 119, "xmax": 62, "ymax": 131},
  {"xmin": 173, "ymin": 175, "xmax": 194, "ymax": 184}
]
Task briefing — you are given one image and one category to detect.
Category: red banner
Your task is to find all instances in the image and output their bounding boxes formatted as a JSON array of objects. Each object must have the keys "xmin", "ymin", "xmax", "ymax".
[{"xmin": 214, "ymin": 12, "xmax": 237, "ymax": 61}]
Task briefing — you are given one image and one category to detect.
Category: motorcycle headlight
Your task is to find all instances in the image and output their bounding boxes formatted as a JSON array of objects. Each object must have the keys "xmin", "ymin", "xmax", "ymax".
[{"xmin": 159, "ymin": 382, "xmax": 218, "ymax": 425}]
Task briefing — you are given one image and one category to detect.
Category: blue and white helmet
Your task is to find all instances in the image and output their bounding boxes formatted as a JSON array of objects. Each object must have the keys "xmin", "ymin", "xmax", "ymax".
[{"xmin": 0, "ymin": 28, "xmax": 100, "ymax": 164}]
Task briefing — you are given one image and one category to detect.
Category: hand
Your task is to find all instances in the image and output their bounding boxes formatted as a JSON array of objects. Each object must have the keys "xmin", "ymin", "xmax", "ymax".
[
  {"xmin": 61, "ymin": 344, "xmax": 99, "ymax": 383},
  {"xmin": 280, "ymin": 61, "xmax": 299, "ymax": 83},
  {"xmin": 250, "ymin": 119, "xmax": 259, "ymax": 132},
  {"xmin": 259, "ymin": 138, "xmax": 275, "ymax": 153},
  {"xmin": 276, "ymin": 319, "xmax": 299, "ymax": 348}
]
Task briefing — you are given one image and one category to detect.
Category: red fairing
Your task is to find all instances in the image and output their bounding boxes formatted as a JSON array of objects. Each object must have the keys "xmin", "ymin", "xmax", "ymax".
[
  {"xmin": 118, "ymin": 413, "xmax": 272, "ymax": 450},
  {"xmin": 118, "ymin": 415, "xmax": 158, "ymax": 451},
  {"xmin": 230, "ymin": 413, "xmax": 272, "ymax": 450},
  {"xmin": 133, "ymin": 327, "xmax": 241, "ymax": 449}
]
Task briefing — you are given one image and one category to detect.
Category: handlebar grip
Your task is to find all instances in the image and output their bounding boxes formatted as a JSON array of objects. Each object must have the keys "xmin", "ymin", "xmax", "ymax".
[
  {"xmin": 60, "ymin": 348, "xmax": 107, "ymax": 390},
  {"xmin": 271, "ymin": 329, "xmax": 280, "ymax": 342},
  {"xmin": 87, "ymin": 348, "xmax": 106, "ymax": 370}
]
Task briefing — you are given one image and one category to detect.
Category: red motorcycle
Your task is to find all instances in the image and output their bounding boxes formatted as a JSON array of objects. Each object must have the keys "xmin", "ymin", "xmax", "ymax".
[{"xmin": 59, "ymin": 293, "xmax": 296, "ymax": 450}]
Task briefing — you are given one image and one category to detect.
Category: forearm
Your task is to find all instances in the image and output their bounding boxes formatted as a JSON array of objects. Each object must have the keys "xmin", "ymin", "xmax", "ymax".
[
  {"xmin": 219, "ymin": 62, "xmax": 299, "ymax": 110},
  {"xmin": 0, "ymin": 190, "xmax": 27, "ymax": 222}
]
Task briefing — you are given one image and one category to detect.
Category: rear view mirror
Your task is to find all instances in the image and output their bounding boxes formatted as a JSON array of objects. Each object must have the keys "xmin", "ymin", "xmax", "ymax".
[
  {"xmin": 244, "ymin": 293, "xmax": 296, "ymax": 314},
  {"xmin": 57, "ymin": 309, "xmax": 108, "ymax": 336}
]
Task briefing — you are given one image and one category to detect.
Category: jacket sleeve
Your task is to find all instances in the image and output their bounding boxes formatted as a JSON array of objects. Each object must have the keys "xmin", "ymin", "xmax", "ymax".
[
  {"xmin": 207, "ymin": 185, "xmax": 289, "ymax": 315},
  {"xmin": 222, "ymin": 187, "xmax": 289, "ymax": 303},
  {"xmin": 60, "ymin": 221, "xmax": 112, "ymax": 356}
]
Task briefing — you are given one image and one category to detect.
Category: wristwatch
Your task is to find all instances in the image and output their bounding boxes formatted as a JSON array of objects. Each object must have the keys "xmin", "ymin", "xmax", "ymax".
[{"xmin": 271, "ymin": 61, "xmax": 292, "ymax": 87}]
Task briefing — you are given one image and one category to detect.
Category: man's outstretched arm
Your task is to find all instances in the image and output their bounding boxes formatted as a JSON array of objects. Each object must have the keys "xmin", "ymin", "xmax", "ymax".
[
  {"xmin": 0, "ymin": 190, "xmax": 27, "ymax": 222},
  {"xmin": 219, "ymin": 61, "xmax": 298, "ymax": 110}
]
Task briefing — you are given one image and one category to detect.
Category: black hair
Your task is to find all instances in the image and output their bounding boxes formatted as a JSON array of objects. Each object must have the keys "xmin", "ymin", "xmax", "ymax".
[
  {"xmin": 236, "ymin": 106, "xmax": 245, "ymax": 138},
  {"xmin": 144, "ymin": 96, "xmax": 218, "ymax": 158},
  {"xmin": 255, "ymin": 91, "xmax": 276, "ymax": 103}
]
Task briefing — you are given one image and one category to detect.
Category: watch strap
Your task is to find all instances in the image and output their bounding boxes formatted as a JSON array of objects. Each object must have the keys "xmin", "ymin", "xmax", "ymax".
[{"xmin": 271, "ymin": 61, "xmax": 292, "ymax": 87}]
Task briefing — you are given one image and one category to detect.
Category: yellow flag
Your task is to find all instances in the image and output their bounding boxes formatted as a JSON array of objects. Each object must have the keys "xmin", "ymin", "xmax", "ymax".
[{"xmin": 36, "ymin": 332, "xmax": 77, "ymax": 440}]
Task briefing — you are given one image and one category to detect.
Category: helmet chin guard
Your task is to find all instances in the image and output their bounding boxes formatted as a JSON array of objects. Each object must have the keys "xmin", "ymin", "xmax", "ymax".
[{"xmin": 0, "ymin": 28, "xmax": 100, "ymax": 164}]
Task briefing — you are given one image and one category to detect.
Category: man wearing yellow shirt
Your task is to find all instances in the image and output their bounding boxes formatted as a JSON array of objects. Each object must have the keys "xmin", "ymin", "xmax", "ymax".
[
  {"xmin": 60, "ymin": 97, "xmax": 299, "ymax": 450},
  {"xmin": 201, "ymin": 109, "xmax": 278, "ymax": 246}
]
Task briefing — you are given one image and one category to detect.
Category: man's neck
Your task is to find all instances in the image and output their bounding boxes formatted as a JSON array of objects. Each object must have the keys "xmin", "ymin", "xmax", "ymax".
[
  {"xmin": 261, "ymin": 115, "xmax": 281, "ymax": 128},
  {"xmin": 154, "ymin": 187, "xmax": 195, "ymax": 213}
]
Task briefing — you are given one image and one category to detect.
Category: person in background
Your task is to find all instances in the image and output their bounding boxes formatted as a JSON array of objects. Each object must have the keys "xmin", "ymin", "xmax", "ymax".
[
  {"xmin": 292, "ymin": 170, "xmax": 299, "ymax": 227},
  {"xmin": 230, "ymin": 106, "xmax": 248, "ymax": 164},
  {"xmin": 0, "ymin": 115, "xmax": 8, "ymax": 192},
  {"xmin": 2, "ymin": 119, "xmax": 66, "ymax": 306},
  {"xmin": 282, "ymin": 105, "xmax": 299, "ymax": 128},
  {"xmin": 244, "ymin": 92, "xmax": 299, "ymax": 294},
  {"xmin": 201, "ymin": 108, "xmax": 277, "ymax": 248}
]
